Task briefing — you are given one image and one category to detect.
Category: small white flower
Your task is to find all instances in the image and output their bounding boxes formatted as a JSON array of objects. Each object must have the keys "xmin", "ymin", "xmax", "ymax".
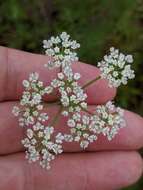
[
  {"xmin": 57, "ymin": 72, "xmax": 64, "ymax": 80},
  {"xmin": 37, "ymin": 105, "xmax": 43, "ymax": 110},
  {"xmin": 88, "ymin": 135, "xmax": 97, "ymax": 143},
  {"xmin": 64, "ymin": 134, "xmax": 73, "ymax": 142},
  {"xmin": 61, "ymin": 96, "xmax": 69, "ymax": 107},
  {"xmin": 80, "ymin": 102, "xmax": 87, "ymax": 109},
  {"xmin": 29, "ymin": 72, "xmax": 39, "ymax": 82},
  {"xmin": 27, "ymin": 129, "xmax": 34, "ymax": 139},
  {"xmin": 38, "ymin": 131, "xmax": 44, "ymax": 138},
  {"xmin": 44, "ymin": 86, "xmax": 53, "ymax": 94},
  {"xmin": 12, "ymin": 106, "xmax": 20, "ymax": 116},
  {"xmin": 23, "ymin": 80, "xmax": 30, "ymax": 88},
  {"xmin": 80, "ymin": 140, "xmax": 89, "ymax": 149},
  {"xmin": 51, "ymin": 79, "xmax": 61, "ymax": 88},
  {"xmin": 125, "ymin": 55, "xmax": 133, "ymax": 63},
  {"xmin": 44, "ymin": 126, "xmax": 54, "ymax": 135},
  {"xmin": 26, "ymin": 116, "xmax": 35, "ymax": 125},
  {"xmin": 61, "ymin": 111, "xmax": 69, "ymax": 117},
  {"xmin": 52, "ymin": 144, "xmax": 63, "ymax": 154},
  {"xmin": 74, "ymin": 73, "xmax": 81, "ymax": 80},
  {"xmin": 82, "ymin": 115, "xmax": 90, "ymax": 125},
  {"xmin": 55, "ymin": 133, "xmax": 64, "ymax": 144},
  {"xmin": 60, "ymin": 32, "xmax": 70, "ymax": 41},
  {"xmin": 32, "ymin": 94, "xmax": 42, "ymax": 105},
  {"xmin": 54, "ymin": 46, "xmax": 60, "ymax": 53},
  {"xmin": 67, "ymin": 119, "xmax": 76, "ymax": 127},
  {"xmin": 74, "ymin": 136, "xmax": 80, "ymax": 142},
  {"xmin": 38, "ymin": 113, "xmax": 49, "ymax": 122}
]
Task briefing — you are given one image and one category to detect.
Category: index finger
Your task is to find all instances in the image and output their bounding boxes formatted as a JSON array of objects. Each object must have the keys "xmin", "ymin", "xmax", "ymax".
[
  {"xmin": 0, "ymin": 46, "xmax": 116, "ymax": 104},
  {"xmin": 0, "ymin": 102, "xmax": 143, "ymax": 154}
]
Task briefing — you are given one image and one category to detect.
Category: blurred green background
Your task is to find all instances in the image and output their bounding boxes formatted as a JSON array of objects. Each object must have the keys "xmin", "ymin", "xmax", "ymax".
[{"xmin": 0, "ymin": 0, "xmax": 142, "ymax": 189}]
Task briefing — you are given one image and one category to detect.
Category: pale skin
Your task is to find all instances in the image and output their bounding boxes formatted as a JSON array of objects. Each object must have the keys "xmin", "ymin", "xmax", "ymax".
[{"xmin": 0, "ymin": 46, "xmax": 143, "ymax": 190}]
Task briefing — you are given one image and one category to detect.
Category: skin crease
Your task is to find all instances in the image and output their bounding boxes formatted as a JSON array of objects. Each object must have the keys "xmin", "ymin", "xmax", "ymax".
[{"xmin": 0, "ymin": 46, "xmax": 142, "ymax": 190}]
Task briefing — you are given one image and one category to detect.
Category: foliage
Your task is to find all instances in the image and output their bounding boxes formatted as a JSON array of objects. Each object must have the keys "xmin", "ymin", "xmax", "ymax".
[{"xmin": 0, "ymin": 0, "xmax": 142, "ymax": 189}]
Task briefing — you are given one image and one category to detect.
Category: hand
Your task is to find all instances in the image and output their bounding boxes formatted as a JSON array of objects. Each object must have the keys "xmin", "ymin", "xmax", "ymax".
[{"xmin": 0, "ymin": 46, "xmax": 143, "ymax": 190}]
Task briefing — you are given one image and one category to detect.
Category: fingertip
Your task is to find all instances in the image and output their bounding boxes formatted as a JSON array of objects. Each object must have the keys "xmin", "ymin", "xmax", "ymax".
[
  {"xmin": 123, "ymin": 110, "xmax": 143, "ymax": 150},
  {"xmin": 121, "ymin": 151, "xmax": 143, "ymax": 188}
]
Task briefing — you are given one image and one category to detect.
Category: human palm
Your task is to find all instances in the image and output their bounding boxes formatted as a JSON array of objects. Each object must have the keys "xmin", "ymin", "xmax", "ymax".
[{"xmin": 0, "ymin": 46, "xmax": 143, "ymax": 190}]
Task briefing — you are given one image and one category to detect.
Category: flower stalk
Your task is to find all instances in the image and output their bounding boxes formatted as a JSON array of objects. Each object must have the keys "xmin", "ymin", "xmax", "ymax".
[{"xmin": 82, "ymin": 76, "xmax": 101, "ymax": 89}]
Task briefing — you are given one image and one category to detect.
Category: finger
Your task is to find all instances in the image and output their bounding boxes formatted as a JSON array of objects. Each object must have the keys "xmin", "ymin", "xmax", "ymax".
[
  {"xmin": 0, "ymin": 46, "xmax": 116, "ymax": 104},
  {"xmin": 0, "ymin": 102, "xmax": 143, "ymax": 154},
  {"xmin": 0, "ymin": 151, "xmax": 142, "ymax": 190}
]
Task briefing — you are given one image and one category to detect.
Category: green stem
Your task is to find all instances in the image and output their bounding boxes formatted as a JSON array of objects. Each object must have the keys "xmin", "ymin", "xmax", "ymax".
[
  {"xmin": 80, "ymin": 106, "xmax": 94, "ymax": 115},
  {"xmin": 44, "ymin": 101, "xmax": 61, "ymax": 107},
  {"xmin": 50, "ymin": 106, "xmax": 63, "ymax": 126},
  {"xmin": 82, "ymin": 76, "xmax": 101, "ymax": 89}
]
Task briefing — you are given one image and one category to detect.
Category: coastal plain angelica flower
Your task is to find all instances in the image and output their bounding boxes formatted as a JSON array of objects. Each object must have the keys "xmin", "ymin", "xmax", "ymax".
[{"xmin": 12, "ymin": 32, "xmax": 135, "ymax": 169}]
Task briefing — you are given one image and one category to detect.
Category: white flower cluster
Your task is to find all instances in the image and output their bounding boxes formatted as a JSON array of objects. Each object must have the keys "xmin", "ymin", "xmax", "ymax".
[
  {"xmin": 22, "ymin": 125, "xmax": 63, "ymax": 170},
  {"xmin": 12, "ymin": 72, "xmax": 64, "ymax": 169},
  {"xmin": 95, "ymin": 101, "xmax": 126, "ymax": 140},
  {"xmin": 98, "ymin": 47, "xmax": 135, "ymax": 87},
  {"xmin": 12, "ymin": 32, "xmax": 134, "ymax": 170},
  {"xmin": 43, "ymin": 32, "xmax": 80, "ymax": 69},
  {"xmin": 67, "ymin": 113, "xmax": 97, "ymax": 149},
  {"xmin": 13, "ymin": 72, "xmax": 46, "ymax": 127},
  {"xmin": 66, "ymin": 101, "xmax": 125, "ymax": 149},
  {"xmin": 52, "ymin": 69, "xmax": 87, "ymax": 115}
]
